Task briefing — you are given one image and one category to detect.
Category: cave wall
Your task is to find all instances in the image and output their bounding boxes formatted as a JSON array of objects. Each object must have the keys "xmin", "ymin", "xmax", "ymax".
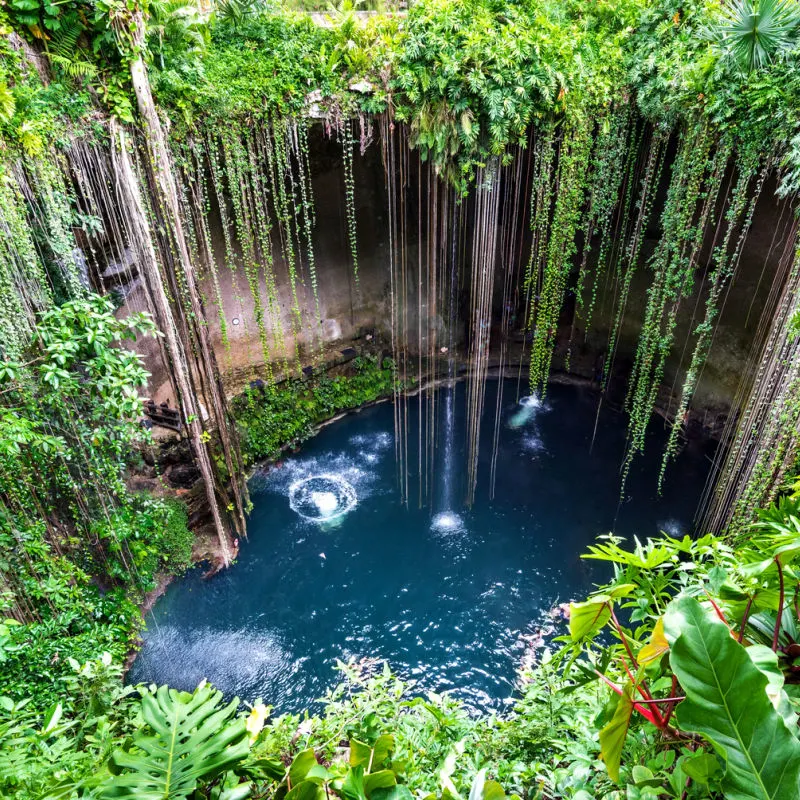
[{"xmin": 125, "ymin": 122, "xmax": 791, "ymax": 427}]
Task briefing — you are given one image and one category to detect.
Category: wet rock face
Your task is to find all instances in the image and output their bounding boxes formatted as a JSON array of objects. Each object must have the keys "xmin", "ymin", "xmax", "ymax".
[
  {"xmin": 123, "ymin": 125, "xmax": 785, "ymax": 439},
  {"xmin": 164, "ymin": 462, "xmax": 201, "ymax": 489}
]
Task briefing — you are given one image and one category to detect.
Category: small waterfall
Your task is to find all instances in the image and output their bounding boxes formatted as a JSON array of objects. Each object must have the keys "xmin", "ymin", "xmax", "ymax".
[
  {"xmin": 440, "ymin": 371, "xmax": 456, "ymax": 511},
  {"xmin": 432, "ymin": 374, "xmax": 463, "ymax": 533},
  {"xmin": 432, "ymin": 212, "xmax": 463, "ymax": 534}
]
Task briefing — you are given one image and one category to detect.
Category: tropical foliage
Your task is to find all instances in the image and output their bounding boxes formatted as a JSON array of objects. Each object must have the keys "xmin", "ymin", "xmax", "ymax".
[
  {"xmin": 234, "ymin": 355, "xmax": 398, "ymax": 464},
  {"xmin": 5, "ymin": 492, "xmax": 800, "ymax": 798},
  {"xmin": 4, "ymin": 2, "xmax": 800, "ymax": 800},
  {"xmin": 0, "ymin": 295, "xmax": 193, "ymax": 708}
]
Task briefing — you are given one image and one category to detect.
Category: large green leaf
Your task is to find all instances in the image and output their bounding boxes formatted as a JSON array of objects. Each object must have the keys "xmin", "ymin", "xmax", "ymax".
[
  {"xmin": 286, "ymin": 780, "xmax": 323, "ymax": 800},
  {"xmin": 101, "ymin": 684, "xmax": 250, "ymax": 799},
  {"xmin": 664, "ymin": 596, "xmax": 800, "ymax": 800},
  {"xmin": 290, "ymin": 748, "xmax": 319, "ymax": 785},
  {"xmin": 371, "ymin": 787, "xmax": 413, "ymax": 800},
  {"xmin": 746, "ymin": 644, "xmax": 799, "ymax": 730}
]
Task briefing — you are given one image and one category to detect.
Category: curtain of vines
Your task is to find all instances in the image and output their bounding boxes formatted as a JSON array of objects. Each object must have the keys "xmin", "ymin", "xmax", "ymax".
[
  {"xmin": 178, "ymin": 117, "xmax": 328, "ymax": 379},
  {"xmin": 0, "ymin": 145, "xmax": 179, "ymax": 643}
]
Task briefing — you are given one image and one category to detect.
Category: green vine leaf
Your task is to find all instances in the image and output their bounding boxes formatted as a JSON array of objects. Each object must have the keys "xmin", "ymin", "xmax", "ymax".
[
  {"xmin": 569, "ymin": 598, "xmax": 611, "ymax": 641},
  {"xmin": 598, "ymin": 683, "xmax": 635, "ymax": 783}
]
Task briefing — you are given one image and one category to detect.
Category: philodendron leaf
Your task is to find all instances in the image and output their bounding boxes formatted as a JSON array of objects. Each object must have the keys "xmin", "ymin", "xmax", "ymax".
[
  {"xmin": 638, "ymin": 617, "xmax": 669, "ymax": 665},
  {"xmin": 102, "ymin": 684, "xmax": 250, "ymax": 800},
  {"xmin": 286, "ymin": 780, "xmax": 322, "ymax": 800},
  {"xmin": 569, "ymin": 598, "xmax": 611, "ymax": 641},
  {"xmin": 682, "ymin": 753, "xmax": 722, "ymax": 785},
  {"xmin": 481, "ymin": 780, "xmax": 505, "ymax": 800},
  {"xmin": 371, "ymin": 788, "xmax": 414, "ymax": 800},
  {"xmin": 372, "ymin": 734, "xmax": 395, "ymax": 766},
  {"xmin": 342, "ymin": 766, "xmax": 367, "ymax": 800},
  {"xmin": 746, "ymin": 644, "xmax": 799, "ymax": 730},
  {"xmin": 364, "ymin": 770, "xmax": 396, "ymax": 797},
  {"xmin": 350, "ymin": 740, "xmax": 373, "ymax": 768},
  {"xmin": 664, "ymin": 596, "xmax": 800, "ymax": 800},
  {"xmin": 599, "ymin": 683, "xmax": 635, "ymax": 783},
  {"xmin": 290, "ymin": 749, "xmax": 318, "ymax": 785}
]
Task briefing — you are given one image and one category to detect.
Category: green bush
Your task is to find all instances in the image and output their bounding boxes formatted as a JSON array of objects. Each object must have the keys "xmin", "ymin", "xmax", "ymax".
[{"xmin": 235, "ymin": 356, "xmax": 397, "ymax": 464}]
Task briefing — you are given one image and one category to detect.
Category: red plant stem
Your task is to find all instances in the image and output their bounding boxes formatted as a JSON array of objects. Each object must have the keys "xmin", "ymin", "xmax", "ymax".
[
  {"xmin": 609, "ymin": 606, "xmax": 640, "ymax": 671},
  {"xmin": 634, "ymin": 696, "xmax": 686, "ymax": 705},
  {"xmin": 663, "ymin": 675, "xmax": 679, "ymax": 727},
  {"xmin": 738, "ymin": 595, "xmax": 754, "ymax": 644},
  {"xmin": 773, "ymin": 558, "xmax": 785, "ymax": 652},
  {"xmin": 620, "ymin": 656, "xmax": 665, "ymax": 727},
  {"xmin": 594, "ymin": 670, "xmax": 658, "ymax": 726},
  {"xmin": 705, "ymin": 592, "xmax": 729, "ymax": 626},
  {"xmin": 608, "ymin": 606, "xmax": 667, "ymax": 725}
]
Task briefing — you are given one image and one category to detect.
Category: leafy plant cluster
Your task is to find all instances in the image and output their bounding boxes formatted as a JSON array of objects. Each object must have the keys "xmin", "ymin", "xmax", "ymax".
[
  {"xmin": 559, "ymin": 491, "xmax": 800, "ymax": 798},
  {"xmin": 5, "ymin": 0, "xmax": 800, "ymax": 188},
  {"xmin": 0, "ymin": 640, "xmax": 614, "ymax": 800},
  {"xmin": 134, "ymin": 0, "xmax": 800, "ymax": 191},
  {"xmin": 8, "ymin": 489, "xmax": 800, "ymax": 798},
  {"xmin": 0, "ymin": 294, "xmax": 194, "ymax": 709},
  {"xmin": 234, "ymin": 354, "xmax": 397, "ymax": 464}
]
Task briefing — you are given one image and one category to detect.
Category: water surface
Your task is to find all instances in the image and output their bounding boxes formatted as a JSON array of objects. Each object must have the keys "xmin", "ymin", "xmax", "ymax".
[{"xmin": 129, "ymin": 381, "xmax": 710, "ymax": 711}]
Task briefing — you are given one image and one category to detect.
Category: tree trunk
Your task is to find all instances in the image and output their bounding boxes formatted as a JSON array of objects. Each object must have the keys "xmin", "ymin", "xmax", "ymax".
[
  {"xmin": 122, "ymin": 12, "xmax": 249, "ymax": 564},
  {"xmin": 111, "ymin": 123, "xmax": 236, "ymax": 567}
]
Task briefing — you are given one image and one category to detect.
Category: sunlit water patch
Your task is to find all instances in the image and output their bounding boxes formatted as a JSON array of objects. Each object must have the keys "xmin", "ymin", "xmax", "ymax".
[{"xmin": 129, "ymin": 381, "xmax": 712, "ymax": 712}]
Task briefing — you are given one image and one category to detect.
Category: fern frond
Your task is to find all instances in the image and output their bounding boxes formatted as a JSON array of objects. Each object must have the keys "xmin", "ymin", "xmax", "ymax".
[
  {"xmin": 48, "ymin": 53, "xmax": 98, "ymax": 79},
  {"xmin": 50, "ymin": 18, "xmax": 83, "ymax": 61}
]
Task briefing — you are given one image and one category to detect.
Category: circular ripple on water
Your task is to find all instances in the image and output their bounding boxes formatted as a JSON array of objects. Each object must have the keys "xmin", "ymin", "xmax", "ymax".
[{"xmin": 289, "ymin": 475, "xmax": 358, "ymax": 522}]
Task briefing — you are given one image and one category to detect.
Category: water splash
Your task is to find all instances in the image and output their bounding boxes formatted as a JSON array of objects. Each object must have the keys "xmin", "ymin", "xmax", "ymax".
[
  {"xmin": 289, "ymin": 475, "xmax": 357, "ymax": 522},
  {"xmin": 508, "ymin": 395, "xmax": 543, "ymax": 429},
  {"xmin": 521, "ymin": 433, "xmax": 545, "ymax": 454},
  {"xmin": 658, "ymin": 518, "xmax": 684, "ymax": 537},
  {"xmin": 431, "ymin": 510, "xmax": 465, "ymax": 534}
]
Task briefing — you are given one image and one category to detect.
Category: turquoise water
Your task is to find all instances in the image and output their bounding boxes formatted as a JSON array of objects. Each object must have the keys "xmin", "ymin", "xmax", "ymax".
[{"xmin": 129, "ymin": 381, "xmax": 710, "ymax": 711}]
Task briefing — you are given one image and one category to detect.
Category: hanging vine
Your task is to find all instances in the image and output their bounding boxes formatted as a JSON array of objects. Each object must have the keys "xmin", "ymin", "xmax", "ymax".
[
  {"xmin": 659, "ymin": 144, "xmax": 766, "ymax": 488},
  {"xmin": 621, "ymin": 119, "xmax": 724, "ymax": 487},
  {"xmin": 341, "ymin": 118, "xmax": 360, "ymax": 287},
  {"xmin": 573, "ymin": 104, "xmax": 634, "ymax": 339},
  {"xmin": 528, "ymin": 114, "xmax": 593, "ymax": 394}
]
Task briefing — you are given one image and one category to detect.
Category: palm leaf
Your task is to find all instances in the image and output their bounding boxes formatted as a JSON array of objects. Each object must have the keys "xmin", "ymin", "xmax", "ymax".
[
  {"xmin": 715, "ymin": 0, "xmax": 800, "ymax": 72},
  {"xmin": 101, "ymin": 683, "xmax": 251, "ymax": 800}
]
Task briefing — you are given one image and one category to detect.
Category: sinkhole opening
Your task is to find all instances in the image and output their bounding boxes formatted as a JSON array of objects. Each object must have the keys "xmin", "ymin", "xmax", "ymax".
[{"xmin": 129, "ymin": 382, "xmax": 712, "ymax": 714}]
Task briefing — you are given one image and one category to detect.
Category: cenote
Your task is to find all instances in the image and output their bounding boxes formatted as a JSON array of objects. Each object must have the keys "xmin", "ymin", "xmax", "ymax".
[{"xmin": 129, "ymin": 380, "xmax": 710, "ymax": 712}]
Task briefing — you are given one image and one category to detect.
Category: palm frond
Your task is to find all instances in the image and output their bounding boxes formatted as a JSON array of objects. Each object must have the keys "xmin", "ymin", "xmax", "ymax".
[{"xmin": 714, "ymin": 0, "xmax": 800, "ymax": 72}]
